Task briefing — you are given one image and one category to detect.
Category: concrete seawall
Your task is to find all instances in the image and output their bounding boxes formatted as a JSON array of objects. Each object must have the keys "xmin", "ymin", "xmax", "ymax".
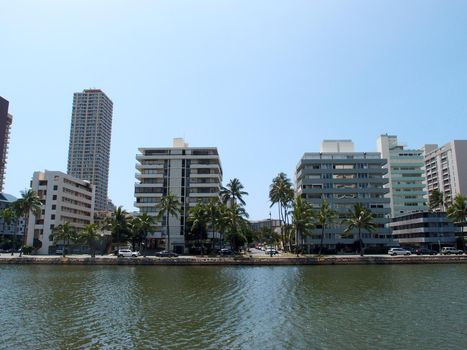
[{"xmin": 1, "ymin": 255, "xmax": 466, "ymax": 266}]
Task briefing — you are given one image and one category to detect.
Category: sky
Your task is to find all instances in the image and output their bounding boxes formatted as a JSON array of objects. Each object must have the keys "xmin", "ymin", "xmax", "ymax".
[{"xmin": 1, "ymin": 0, "xmax": 466, "ymax": 220}]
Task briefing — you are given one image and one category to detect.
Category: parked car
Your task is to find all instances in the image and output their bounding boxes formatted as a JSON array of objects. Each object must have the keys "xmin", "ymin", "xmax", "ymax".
[
  {"xmin": 265, "ymin": 248, "xmax": 279, "ymax": 255},
  {"xmin": 415, "ymin": 248, "xmax": 437, "ymax": 255},
  {"xmin": 218, "ymin": 248, "xmax": 235, "ymax": 256},
  {"xmin": 155, "ymin": 250, "xmax": 179, "ymax": 257},
  {"xmin": 388, "ymin": 248, "xmax": 411, "ymax": 256},
  {"xmin": 441, "ymin": 247, "xmax": 464, "ymax": 255},
  {"xmin": 117, "ymin": 249, "xmax": 140, "ymax": 257},
  {"xmin": 402, "ymin": 247, "xmax": 417, "ymax": 254}
]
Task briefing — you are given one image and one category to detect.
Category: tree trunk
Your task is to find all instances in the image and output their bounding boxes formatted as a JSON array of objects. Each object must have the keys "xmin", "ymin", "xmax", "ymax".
[
  {"xmin": 359, "ymin": 228, "xmax": 363, "ymax": 256},
  {"xmin": 319, "ymin": 226, "xmax": 325, "ymax": 255},
  {"xmin": 166, "ymin": 209, "xmax": 171, "ymax": 252}
]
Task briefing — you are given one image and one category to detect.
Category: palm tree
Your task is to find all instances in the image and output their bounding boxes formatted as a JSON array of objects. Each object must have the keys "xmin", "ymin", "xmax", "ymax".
[
  {"xmin": 206, "ymin": 198, "xmax": 221, "ymax": 249},
  {"xmin": 12, "ymin": 189, "xmax": 42, "ymax": 255},
  {"xmin": 224, "ymin": 202, "xmax": 249, "ymax": 251},
  {"xmin": 342, "ymin": 203, "xmax": 376, "ymax": 256},
  {"xmin": 79, "ymin": 224, "xmax": 100, "ymax": 257},
  {"xmin": 188, "ymin": 202, "xmax": 209, "ymax": 254},
  {"xmin": 111, "ymin": 206, "xmax": 131, "ymax": 252},
  {"xmin": 53, "ymin": 222, "xmax": 77, "ymax": 257},
  {"xmin": 316, "ymin": 200, "xmax": 337, "ymax": 255},
  {"xmin": 447, "ymin": 195, "xmax": 467, "ymax": 237},
  {"xmin": 269, "ymin": 173, "xmax": 294, "ymax": 250},
  {"xmin": 216, "ymin": 203, "xmax": 230, "ymax": 249},
  {"xmin": 131, "ymin": 213, "xmax": 155, "ymax": 256},
  {"xmin": 429, "ymin": 189, "xmax": 445, "ymax": 212},
  {"xmin": 156, "ymin": 193, "xmax": 181, "ymax": 252},
  {"xmin": 291, "ymin": 196, "xmax": 314, "ymax": 255},
  {"xmin": 0, "ymin": 208, "xmax": 16, "ymax": 243},
  {"xmin": 221, "ymin": 178, "xmax": 248, "ymax": 207}
]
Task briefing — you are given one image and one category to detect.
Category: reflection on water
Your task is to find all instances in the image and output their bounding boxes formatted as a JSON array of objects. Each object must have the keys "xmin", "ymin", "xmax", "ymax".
[{"xmin": 0, "ymin": 265, "xmax": 466, "ymax": 349}]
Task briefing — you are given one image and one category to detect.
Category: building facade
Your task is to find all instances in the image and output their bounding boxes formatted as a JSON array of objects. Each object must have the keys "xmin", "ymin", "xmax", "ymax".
[
  {"xmin": 0, "ymin": 96, "xmax": 13, "ymax": 192},
  {"xmin": 0, "ymin": 193, "xmax": 24, "ymax": 240},
  {"xmin": 390, "ymin": 212, "xmax": 458, "ymax": 250},
  {"xmin": 134, "ymin": 138, "xmax": 222, "ymax": 253},
  {"xmin": 296, "ymin": 140, "xmax": 392, "ymax": 252},
  {"xmin": 377, "ymin": 135, "xmax": 428, "ymax": 217},
  {"xmin": 67, "ymin": 89, "xmax": 113, "ymax": 211},
  {"xmin": 26, "ymin": 171, "xmax": 95, "ymax": 254},
  {"xmin": 422, "ymin": 140, "xmax": 467, "ymax": 206}
]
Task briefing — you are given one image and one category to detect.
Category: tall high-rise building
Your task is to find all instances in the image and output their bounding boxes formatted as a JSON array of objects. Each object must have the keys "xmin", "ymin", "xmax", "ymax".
[
  {"xmin": 295, "ymin": 140, "xmax": 392, "ymax": 252},
  {"xmin": 135, "ymin": 138, "xmax": 223, "ymax": 253},
  {"xmin": 67, "ymin": 89, "xmax": 113, "ymax": 211},
  {"xmin": 0, "ymin": 96, "xmax": 13, "ymax": 192},
  {"xmin": 422, "ymin": 140, "xmax": 467, "ymax": 206},
  {"xmin": 377, "ymin": 134, "xmax": 428, "ymax": 217}
]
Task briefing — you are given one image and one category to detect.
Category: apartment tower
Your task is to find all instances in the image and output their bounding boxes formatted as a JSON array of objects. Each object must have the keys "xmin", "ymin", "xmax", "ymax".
[
  {"xmin": 295, "ymin": 140, "xmax": 392, "ymax": 252},
  {"xmin": 377, "ymin": 135, "xmax": 428, "ymax": 217},
  {"xmin": 26, "ymin": 171, "xmax": 95, "ymax": 254},
  {"xmin": 422, "ymin": 140, "xmax": 467, "ymax": 206},
  {"xmin": 67, "ymin": 89, "xmax": 113, "ymax": 211},
  {"xmin": 0, "ymin": 96, "xmax": 13, "ymax": 192},
  {"xmin": 135, "ymin": 138, "xmax": 223, "ymax": 253}
]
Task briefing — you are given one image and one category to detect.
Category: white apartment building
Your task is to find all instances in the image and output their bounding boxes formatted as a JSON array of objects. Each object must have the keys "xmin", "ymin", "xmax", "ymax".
[
  {"xmin": 135, "ymin": 138, "xmax": 222, "ymax": 253},
  {"xmin": 422, "ymin": 140, "xmax": 467, "ymax": 206},
  {"xmin": 296, "ymin": 140, "xmax": 393, "ymax": 252},
  {"xmin": 26, "ymin": 171, "xmax": 95, "ymax": 254},
  {"xmin": 377, "ymin": 135, "xmax": 428, "ymax": 217}
]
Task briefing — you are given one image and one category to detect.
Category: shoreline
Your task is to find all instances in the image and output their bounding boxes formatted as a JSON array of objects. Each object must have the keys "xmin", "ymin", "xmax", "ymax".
[{"xmin": 1, "ymin": 254, "xmax": 466, "ymax": 266}]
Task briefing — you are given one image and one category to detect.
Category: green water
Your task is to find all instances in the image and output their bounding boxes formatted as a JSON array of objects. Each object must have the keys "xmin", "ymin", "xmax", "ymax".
[{"xmin": 0, "ymin": 265, "xmax": 466, "ymax": 349}]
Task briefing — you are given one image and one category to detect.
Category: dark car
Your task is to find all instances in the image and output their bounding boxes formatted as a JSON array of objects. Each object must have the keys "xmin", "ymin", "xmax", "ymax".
[
  {"xmin": 155, "ymin": 250, "xmax": 179, "ymax": 257},
  {"xmin": 415, "ymin": 248, "xmax": 437, "ymax": 255},
  {"xmin": 218, "ymin": 248, "xmax": 235, "ymax": 256}
]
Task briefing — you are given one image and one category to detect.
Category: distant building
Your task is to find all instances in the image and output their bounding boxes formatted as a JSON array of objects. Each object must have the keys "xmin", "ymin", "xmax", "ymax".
[
  {"xmin": 295, "ymin": 140, "xmax": 392, "ymax": 252},
  {"xmin": 135, "ymin": 138, "xmax": 223, "ymax": 253},
  {"xmin": 0, "ymin": 193, "xmax": 24, "ymax": 238},
  {"xmin": 390, "ymin": 212, "xmax": 458, "ymax": 250},
  {"xmin": 67, "ymin": 89, "xmax": 113, "ymax": 211},
  {"xmin": 0, "ymin": 96, "xmax": 13, "ymax": 192},
  {"xmin": 248, "ymin": 219, "xmax": 282, "ymax": 232},
  {"xmin": 26, "ymin": 171, "xmax": 95, "ymax": 254},
  {"xmin": 422, "ymin": 140, "xmax": 467, "ymax": 206},
  {"xmin": 377, "ymin": 134, "xmax": 428, "ymax": 217}
]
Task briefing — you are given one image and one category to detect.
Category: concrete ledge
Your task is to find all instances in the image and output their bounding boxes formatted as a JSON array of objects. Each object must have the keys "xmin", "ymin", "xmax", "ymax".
[{"xmin": 1, "ymin": 255, "xmax": 466, "ymax": 266}]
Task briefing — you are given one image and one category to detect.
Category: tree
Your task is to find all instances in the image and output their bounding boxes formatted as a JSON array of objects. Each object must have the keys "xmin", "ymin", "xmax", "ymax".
[
  {"xmin": 291, "ymin": 196, "xmax": 315, "ymax": 255},
  {"xmin": 216, "ymin": 203, "xmax": 230, "ymax": 249},
  {"xmin": 12, "ymin": 189, "xmax": 42, "ymax": 255},
  {"xmin": 53, "ymin": 222, "xmax": 77, "ymax": 257},
  {"xmin": 269, "ymin": 173, "xmax": 294, "ymax": 251},
  {"xmin": 316, "ymin": 201, "xmax": 337, "ymax": 255},
  {"xmin": 111, "ymin": 206, "xmax": 131, "ymax": 251},
  {"xmin": 224, "ymin": 202, "xmax": 249, "ymax": 251},
  {"xmin": 187, "ymin": 202, "xmax": 209, "ymax": 254},
  {"xmin": 0, "ymin": 208, "xmax": 16, "ymax": 242},
  {"xmin": 79, "ymin": 224, "xmax": 100, "ymax": 257},
  {"xmin": 342, "ymin": 203, "xmax": 376, "ymax": 256},
  {"xmin": 429, "ymin": 189, "xmax": 445, "ymax": 212},
  {"xmin": 156, "ymin": 193, "xmax": 181, "ymax": 252},
  {"xmin": 131, "ymin": 213, "xmax": 155, "ymax": 255},
  {"xmin": 206, "ymin": 198, "xmax": 221, "ymax": 249},
  {"xmin": 221, "ymin": 178, "xmax": 248, "ymax": 207},
  {"xmin": 447, "ymin": 195, "xmax": 467, "ymax": 238}
]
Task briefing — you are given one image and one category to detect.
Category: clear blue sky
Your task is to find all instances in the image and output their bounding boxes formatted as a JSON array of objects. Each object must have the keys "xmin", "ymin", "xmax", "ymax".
[{"xmin": 1, "ymin": 0, "xmax": 466, "ymax": 219}]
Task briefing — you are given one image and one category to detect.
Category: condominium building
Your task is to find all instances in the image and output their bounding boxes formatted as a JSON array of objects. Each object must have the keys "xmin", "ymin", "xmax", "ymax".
[
  {"xmin": 422, "ymin": 141, "xmax": 467, "ymax": 206},
  {"xmin": 0, "ymin": 96, "xmax": 13, "ymax": 192},
  {"xmin": 0, "ymin": 193, "xmax": 24, "ymax": 238},
  {"xmin": 134, "ymin": 138, "xmax": 223, "ymax": 253},
  {"xmin": 296, "ymin": 140, "xmax": 392, "ymax": 252},
  {"xmin": 67, "ymin": 89, "xmax": 113, "ymax": 211},
  {"xmin": 390, "ymin": 212, "xmax": 458, "ymax": 250},
  {"xmin": 26, "ymin": 171, "xmax": 95, "ymax": 254},
  {"xmin": 377, "ymin": 134, "xmax": 428, "ymax": 217}
]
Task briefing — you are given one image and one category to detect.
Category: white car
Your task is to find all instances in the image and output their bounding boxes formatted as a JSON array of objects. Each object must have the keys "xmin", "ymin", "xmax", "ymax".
[
  {"xmin": 388, "ymin": 248, "xmax": 411, "ymax": 256},
  {"xmin": 117, "ymin": 249, "xmax": 140, "ymax": 257},
  {"xmin": 441, "ymin": 247, "xmax": 464, "ymax": 255}
]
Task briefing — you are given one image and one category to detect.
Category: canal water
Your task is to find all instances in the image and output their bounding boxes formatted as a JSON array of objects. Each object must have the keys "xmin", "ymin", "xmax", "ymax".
[{"xmin": 0, "ymin": 265, "xmax": 466, "ymax": 349}]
